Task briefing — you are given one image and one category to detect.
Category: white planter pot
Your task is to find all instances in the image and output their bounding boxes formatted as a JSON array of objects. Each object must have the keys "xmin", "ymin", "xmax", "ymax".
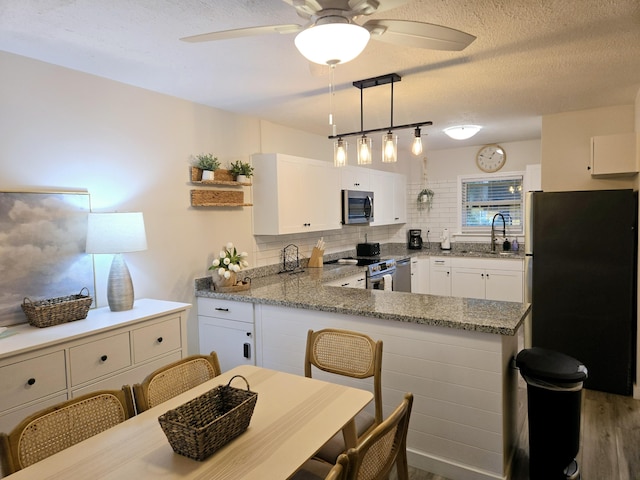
[
  {"xmin": 236, "ymin": 174, "xmax": 248, "ymax": 183},
  {"xmin": 202, "ymin": 170, "xmax": 215, "ymax": 181}
]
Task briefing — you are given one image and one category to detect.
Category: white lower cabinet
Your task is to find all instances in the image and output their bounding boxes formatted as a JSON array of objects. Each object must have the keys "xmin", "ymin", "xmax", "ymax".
[
  {"xmin": 429, "ymin": 257, "xmax": 451, "ymax": 296},
  {"xmin": 323, "ymin": 272, "xmax": 366, "ymax": 289},
  {"xmin": 0, "ymin": 299, "xmax": 189, "ymax": 438},
  {"xmin": 451, "ymin": 258, "xmax": 524, "ymax": 302},
  {"xmin": 197, "ymin": 298, "xmax": 255, "ymax": 372},
  {"xmin": 410, "ymin": 257, "xmax": 430, "ymax": 294}
]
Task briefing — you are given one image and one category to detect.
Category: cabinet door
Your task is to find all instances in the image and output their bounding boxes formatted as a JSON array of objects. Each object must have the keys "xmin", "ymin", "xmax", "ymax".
[
  {"xmin": 252, "ymin": 153, "xmax": 341, "ymax": 235},
  {"xmin": 369, "ymin": 170, "xmax": 392, "ymax": 225},
  {"xmin": 429, "ymin": 260, "xmax": 451, "ymax": 296},
  {"xmin": 341, "ymin": 166, "xmax": 370, "ymax": 190},
  {"xmin": 410, "ymin": 257, "xmax": 430, "ymax": 294},
  {"xmin": 392, "ymin": 173, "xmax": 407, "ymax": 224},
  {"xmin": 307, "ymin": 160, "xmax": 341, "ymax": 232},
  {"xmin": 199, "ymin": 316, "xmax": 255, "ymax": 371},
  {"xmin": 485, "ymin": 269, "xmax": 523, "ymax": 302},
  {"xmin": 451, "ymin": 267, "xmax": 486, "ymax": 300},
  {"xmin": 590, "ymin": 132, "xmax": 638, "ymax": 176}
]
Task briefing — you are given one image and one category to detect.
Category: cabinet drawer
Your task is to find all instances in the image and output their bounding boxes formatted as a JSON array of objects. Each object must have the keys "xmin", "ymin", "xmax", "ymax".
[
  {"xmin": 197, "ymin": 298, "xmax": 254, "ymax": 323},
  {"xmin": 132, "ymin": 316, "xmax": 181, "ymax": 364},
  {"xmin": 0, "ymin": 351, "xmax": 67, "ymax": 412},
  {"xmin": 69, "ymin": 332, "xmax": 131, "ymax": 386}
]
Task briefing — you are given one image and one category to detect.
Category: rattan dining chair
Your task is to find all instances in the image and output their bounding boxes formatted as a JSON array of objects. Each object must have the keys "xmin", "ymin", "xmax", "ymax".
[
  {"xmin": 131, "ymin": 351, "xmax": 221, "ymax": 413},
  {"xmin": 0, "ymin": 387, "xmax": 135, "ymax": 475},
  {"xmin": 291, "ymin": 453, "xmax": 349, "ymax": 480},
  {"xmin": 304, "ymin": 328, "xmax": 383, "ymax": 463},
  {"xmin": 344, "ymin": 393, "xmax": 413, "ymax": 480}
]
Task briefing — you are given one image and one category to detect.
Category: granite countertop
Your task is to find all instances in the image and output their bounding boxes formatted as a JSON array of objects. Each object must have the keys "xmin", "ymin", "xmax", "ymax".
[{"xmin": 195, "ymin": 245, "xmax": 530, "ymax": 336}]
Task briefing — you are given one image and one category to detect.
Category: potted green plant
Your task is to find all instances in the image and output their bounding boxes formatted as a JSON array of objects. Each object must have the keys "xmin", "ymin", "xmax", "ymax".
[
  {"xmin": 229, "ymin": 160, "xmax": 254, "ymax": 183},
  {"xmin": 417, "ymin": 188, "xmax": 434, "ymax": 211},
  {"xmin": 195, "ymin": 154, "xmax": 220, "ymax": 181}
]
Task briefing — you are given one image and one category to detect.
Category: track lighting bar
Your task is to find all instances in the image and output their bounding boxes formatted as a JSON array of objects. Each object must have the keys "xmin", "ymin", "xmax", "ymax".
[
  {"xmin": 328, "ymin": 121, "xmax": 433, "ymax": 139},
  {"xmin": 328, "ymin": 73, "xmax": 432, "ymax": 140}
]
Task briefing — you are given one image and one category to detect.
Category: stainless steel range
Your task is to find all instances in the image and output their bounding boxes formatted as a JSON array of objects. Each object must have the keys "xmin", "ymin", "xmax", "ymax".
[{"xmin": 366, "ymin": 258, "xmax": 396, "ymax": 290}]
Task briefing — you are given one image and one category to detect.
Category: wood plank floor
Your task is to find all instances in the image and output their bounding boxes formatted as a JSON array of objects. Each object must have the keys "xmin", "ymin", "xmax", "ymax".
[{"xmin": 391, "ymin": 389, "xmax": 640, "ymax": 480}]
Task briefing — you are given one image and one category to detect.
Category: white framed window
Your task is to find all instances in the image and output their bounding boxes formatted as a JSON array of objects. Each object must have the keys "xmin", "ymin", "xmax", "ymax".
[{"xmin": 458, "ymin": 172, "xmax": 525, "ymax": 234}]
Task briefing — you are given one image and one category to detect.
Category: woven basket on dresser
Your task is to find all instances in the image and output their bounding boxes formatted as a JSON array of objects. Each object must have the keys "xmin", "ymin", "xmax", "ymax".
[
  {"xmin": 158, "ymin": 375, "xmax": 258, "ymax": 461},
  {"xmin": 21, "ymin": 287, "xmax": 92, "ymax": 328}
]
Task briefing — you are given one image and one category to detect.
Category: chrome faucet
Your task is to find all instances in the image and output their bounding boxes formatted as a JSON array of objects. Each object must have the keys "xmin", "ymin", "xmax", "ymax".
[{"xmin": 491, "ymin": 213, "xmax": 506, "ymax": 251}]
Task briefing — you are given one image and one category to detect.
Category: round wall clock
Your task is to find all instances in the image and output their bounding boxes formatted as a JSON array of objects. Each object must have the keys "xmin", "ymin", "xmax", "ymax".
[{"xmin": 476, "ymin": 144, "xmax": 506, "ymax": 172}]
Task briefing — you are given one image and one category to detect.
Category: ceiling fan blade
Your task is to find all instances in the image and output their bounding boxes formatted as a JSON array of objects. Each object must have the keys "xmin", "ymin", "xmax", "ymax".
[
  {"xmin": 363, "ymin": 19, "xmax": 475, "ymax": 51},
  {"xmin": 180, "ymin": 24, "xmax": 302, "ymax": 43}
]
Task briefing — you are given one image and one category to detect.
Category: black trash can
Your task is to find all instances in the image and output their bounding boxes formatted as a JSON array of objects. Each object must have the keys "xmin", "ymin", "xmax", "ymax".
[{"xmin": 516, "ymin": 347, "xmax": 588, "ymax": 480}]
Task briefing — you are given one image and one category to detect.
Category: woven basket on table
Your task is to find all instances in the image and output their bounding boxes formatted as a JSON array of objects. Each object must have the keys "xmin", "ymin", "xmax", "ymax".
[
  {"xmin": 158, "ymin": 375, "xmax": 258, "ymax": 461},
  {"xmin": 21, "ymin": 288, "xmax": 92, "ymax": 328}
]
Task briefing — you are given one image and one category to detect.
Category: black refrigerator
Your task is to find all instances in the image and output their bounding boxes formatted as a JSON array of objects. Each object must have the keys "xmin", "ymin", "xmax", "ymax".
[{"xmin": 527, "ymin": 189, "xmax": 637, "ymax": 395}]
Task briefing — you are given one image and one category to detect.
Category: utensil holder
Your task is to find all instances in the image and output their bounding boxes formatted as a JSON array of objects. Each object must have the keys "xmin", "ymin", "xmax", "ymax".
[{"xmin": 308, "ymin": 247, "xmax": 324, "ymax": 268}]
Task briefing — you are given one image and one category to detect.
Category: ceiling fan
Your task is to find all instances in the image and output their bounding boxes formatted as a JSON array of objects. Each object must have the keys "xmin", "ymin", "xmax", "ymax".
[{"xmin": 180, "ymin": 0, "xmax": 476, "ymax": 65}]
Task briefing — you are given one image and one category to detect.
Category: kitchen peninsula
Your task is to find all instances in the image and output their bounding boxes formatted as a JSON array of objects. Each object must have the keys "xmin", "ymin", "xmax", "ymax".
[{"xmin": 195, "ymin": 250, "xmax": 530, "ymax": 480}]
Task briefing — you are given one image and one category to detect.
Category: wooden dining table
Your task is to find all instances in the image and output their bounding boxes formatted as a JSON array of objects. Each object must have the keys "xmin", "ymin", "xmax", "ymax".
[{"xmin": 7, "ymin": 365, "xmax": 373, "ymax": 479}]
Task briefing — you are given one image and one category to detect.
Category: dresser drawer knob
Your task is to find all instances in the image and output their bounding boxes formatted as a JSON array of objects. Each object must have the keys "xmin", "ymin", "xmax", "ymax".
[
  {"xmin": 27, "ymin": 378, "xmax": 36, "ymax": 386},
  {"xmin": 157, "ymin": 337, "xmax": 163, "ymax": 343},
  {"xmin": 215, "ymin": 307, "xmax": 229, "ymax": 312},
  {"xmin": 100, "ymin": 355, "xmax": 108, "ymax": 362}
]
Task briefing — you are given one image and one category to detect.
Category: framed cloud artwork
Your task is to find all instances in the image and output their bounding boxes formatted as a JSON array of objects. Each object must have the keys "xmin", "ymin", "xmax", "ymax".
[{"xmin": 0, "ymin": 191, "xmax": 95, "ymax": 327}]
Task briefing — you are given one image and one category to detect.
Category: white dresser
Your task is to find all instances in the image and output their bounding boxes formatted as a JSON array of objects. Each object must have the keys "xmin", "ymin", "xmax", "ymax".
[{"xmin": 0, "ymin": 299, "xmax": 190, "ymax": 435}]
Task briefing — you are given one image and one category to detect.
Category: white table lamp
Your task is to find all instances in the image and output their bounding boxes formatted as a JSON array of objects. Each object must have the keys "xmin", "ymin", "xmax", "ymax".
[{"xmin": 86, "ymin": 212, "xmax": 147, "ymax": 311}]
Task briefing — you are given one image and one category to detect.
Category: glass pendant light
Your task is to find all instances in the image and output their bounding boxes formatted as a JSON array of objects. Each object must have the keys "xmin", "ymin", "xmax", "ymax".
[
  {"xmin": 411, "ymin": 127, "xmax": 423, "ymax": 156},
  {"xmin": 382, "ymin": 132, "xmax": 397, "ymax": 163},
  {"xmin": 357, "ymin": 136, "xmax": 372, "ymax": 165},
  {"xmin": 334, "ymin": 138, "xmax": 348, "ymax": 167}
]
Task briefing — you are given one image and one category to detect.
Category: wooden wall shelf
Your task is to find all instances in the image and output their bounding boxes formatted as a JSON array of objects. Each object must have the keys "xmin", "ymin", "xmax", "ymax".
[
  {"xmin": 190, "ymin": 189, "xmax": 253, "ymax": 207},
  {"xmin": 190, "ymin": 167, "xmax": 252, "ymax": 186}
]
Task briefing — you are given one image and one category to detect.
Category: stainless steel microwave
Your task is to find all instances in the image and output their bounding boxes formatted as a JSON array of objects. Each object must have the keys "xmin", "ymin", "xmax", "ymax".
[{"xmin": 342, "ymin": 190, "xmax": 374, "ymax": 225}]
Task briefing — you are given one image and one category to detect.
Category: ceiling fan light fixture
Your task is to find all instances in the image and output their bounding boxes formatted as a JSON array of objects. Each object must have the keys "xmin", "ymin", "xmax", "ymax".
[
  {"xmin": 294, "ymin": 22, "xmax": 370, "ymax": 65},
  {"xmin": 443, "ymin": 125, "xmax": 482, "ymax": 140}
]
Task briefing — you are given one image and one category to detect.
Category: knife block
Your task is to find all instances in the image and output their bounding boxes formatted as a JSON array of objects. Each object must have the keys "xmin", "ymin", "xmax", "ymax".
[{"xmin": 308, "ymin": 247, "xmax": 324, "ymax": 268}]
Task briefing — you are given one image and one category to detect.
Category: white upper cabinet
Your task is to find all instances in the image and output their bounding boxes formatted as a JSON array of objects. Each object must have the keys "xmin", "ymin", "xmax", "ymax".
[
  {"xmin": 341, "ymin": 166, "xmax": 371, "ymax": 191},
  {"xmin": 370, "ymin": 170, "xmax": 407, "ymax": 226},
  {"xmin": 589, "ymin": 132, "xmax": 639, "ymax": 176},
  {"xmin": 252, "ymin": 153, "xmax": 341, "ymax": 235}
]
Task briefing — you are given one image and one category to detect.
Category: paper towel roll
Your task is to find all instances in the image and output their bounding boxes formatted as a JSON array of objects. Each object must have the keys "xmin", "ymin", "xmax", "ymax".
[{"xmin": 383, "ymin": 274, "xmax": 393, "ymax": 291}]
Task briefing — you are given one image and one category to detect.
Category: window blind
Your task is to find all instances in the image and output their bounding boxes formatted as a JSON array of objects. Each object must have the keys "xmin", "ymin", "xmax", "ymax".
[{"xmin": 461, "ymin": 175, "xmax": 524, "ymax": 232}]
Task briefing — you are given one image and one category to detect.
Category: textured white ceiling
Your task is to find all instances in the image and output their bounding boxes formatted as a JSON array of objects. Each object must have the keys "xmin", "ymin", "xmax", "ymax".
[{"xmin": 1, "ymin": 0, "xmax": 639, "ymax": 150}]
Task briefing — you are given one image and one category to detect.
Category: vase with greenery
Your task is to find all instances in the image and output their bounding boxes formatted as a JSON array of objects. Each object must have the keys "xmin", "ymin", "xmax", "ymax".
[
  {"xmin": 229, "ymin": 160, "xmax": 254, "ymax": 182},
  {"xmin": 195, "ymin": 154, "xmax": 220, "ymax": 181}
]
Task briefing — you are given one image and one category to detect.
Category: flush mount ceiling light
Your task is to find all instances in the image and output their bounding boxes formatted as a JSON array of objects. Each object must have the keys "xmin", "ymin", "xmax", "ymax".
[
  {"xmin": 295, "ymin": 19, "xmax": 370, "ymax": 65},
  {"xmin": 443, "ymin": 125, "xmax": 482, "ymax": 140},
  {"xmin": 329, "ymin": 73, "xmax": 433, "ymax": 165}
]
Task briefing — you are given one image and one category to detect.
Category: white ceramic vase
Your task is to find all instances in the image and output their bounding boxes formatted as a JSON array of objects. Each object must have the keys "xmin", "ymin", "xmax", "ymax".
[
  {"xmin": 202, "ymin": 170, "xmax": 215, "ymax": 181},
  {"xmin": 236, "ymin": 174, "xmax": 248, "ymax": 183}
]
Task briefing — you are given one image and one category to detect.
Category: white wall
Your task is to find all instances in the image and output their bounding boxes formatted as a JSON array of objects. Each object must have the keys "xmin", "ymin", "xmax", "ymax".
[{"xmin": 0, "ymin": 51, "xmax": 420, "ymax": 352}]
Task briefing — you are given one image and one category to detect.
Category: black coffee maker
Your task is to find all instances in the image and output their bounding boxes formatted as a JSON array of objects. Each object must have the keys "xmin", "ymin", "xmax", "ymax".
[{"xmin": 408, "ymin": 229, "xmax": 423, "ymax": 249}]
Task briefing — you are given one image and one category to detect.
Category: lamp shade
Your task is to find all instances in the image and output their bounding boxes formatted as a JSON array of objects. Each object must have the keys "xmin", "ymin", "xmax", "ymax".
[
  {"xmin": 295, "ymin": 23, "xmax": 370, "ymax": 65},
  {"xmin": 443, "ymin": 125, "xmax": 482, "ymax": 140},
  {"xmin": 86, "ymin": 212, "xmax": 147, "ymax": 254}
]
